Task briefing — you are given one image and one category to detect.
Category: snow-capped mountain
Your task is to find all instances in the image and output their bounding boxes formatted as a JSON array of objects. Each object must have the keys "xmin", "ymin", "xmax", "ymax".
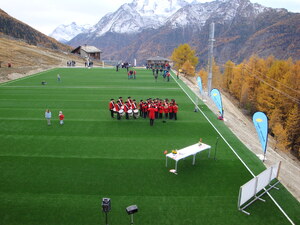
[
  {"xmin": 165, "ymin": 0, "xmax": 268, "ymax": 28},
  {"xmin": 49, "ymin": 22, "xmax": 91, "ymax": 43},
  {"xmin": 67, "ymin": 0, "xmax": 298, "ymax": 67},
  {"xmin": 89, "ymin": 0, "xmax": 191, "ymax": 37}
]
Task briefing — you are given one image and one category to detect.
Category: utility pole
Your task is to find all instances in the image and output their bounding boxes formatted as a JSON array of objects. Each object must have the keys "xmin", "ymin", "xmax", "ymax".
[{"xmin": 207, "ymin": 22, "xmax": 215, "ymax": 96}]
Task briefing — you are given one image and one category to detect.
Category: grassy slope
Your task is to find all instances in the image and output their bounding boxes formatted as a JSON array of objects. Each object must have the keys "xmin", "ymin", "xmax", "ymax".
[{"xmin": 0, "ymin": 68, "xmax": 299, "ymax": 225}]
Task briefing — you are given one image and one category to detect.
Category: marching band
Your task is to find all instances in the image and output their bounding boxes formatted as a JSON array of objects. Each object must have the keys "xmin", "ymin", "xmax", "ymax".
[{"xmin": 109, "ymin": 97, "xmax": 179, "ymax": 123}]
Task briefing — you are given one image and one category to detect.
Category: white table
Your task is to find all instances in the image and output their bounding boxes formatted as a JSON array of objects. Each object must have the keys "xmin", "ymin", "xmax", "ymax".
[{"xmin": 165, "ymin": 143, "xmax": 211, "ymax": 172}]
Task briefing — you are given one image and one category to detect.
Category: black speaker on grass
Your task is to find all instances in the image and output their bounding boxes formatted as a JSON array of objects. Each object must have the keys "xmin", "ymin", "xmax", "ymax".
[{"xmin": 102, "ymin": 198, "xmax": 111, "ymax": 213}]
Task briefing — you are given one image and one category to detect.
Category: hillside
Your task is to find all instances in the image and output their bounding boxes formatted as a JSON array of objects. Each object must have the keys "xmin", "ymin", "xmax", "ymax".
[
  {"xmin": 0, "ymin": 9, "xmax": 70, "ymax": 52},
  {"xmin": 0, "ymin": 36, "xmax": 85, "ymax": 83}
]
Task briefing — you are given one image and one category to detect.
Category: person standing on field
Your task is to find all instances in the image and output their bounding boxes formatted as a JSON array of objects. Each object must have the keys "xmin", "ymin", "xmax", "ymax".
[
  {"xmin": 45, "ymin": 109, "xmax": 52, "ymax": 125},
  {"xmin": 109, "ymin": 99, "xmax": 115, "ymax": 118},
  {"xmin": 148, "ymin": 106, "xmax": 158, "ymax": 126},
  {"xmin": 59, "ymin": 111, "xmax": 64, "ymax": 125}
]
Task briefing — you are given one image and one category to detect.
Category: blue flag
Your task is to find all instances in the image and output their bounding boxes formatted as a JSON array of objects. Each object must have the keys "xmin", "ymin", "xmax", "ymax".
[
  {"xmin": 210, "ymin": 89, "xmax": 223, "ymax": 117},
  {"xmin": 253, "ymin": 112, "xmax": 268, "ymax": 154},
  {"xmin": 197, "ymin": 76, "xmax": 203, "ymax": 94}
]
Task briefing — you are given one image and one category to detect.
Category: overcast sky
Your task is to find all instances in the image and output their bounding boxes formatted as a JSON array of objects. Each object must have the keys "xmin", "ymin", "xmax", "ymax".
[{"xmin": 1, "ymin": 0, "xmax": 299, "ymax": 35}]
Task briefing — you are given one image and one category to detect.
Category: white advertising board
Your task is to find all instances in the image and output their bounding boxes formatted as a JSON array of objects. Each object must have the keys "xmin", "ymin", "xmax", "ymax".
[
  {"xmin": 256, "ymin": 167, "xmax": 272, "ymax": 194},
  {"xmin": 239, "ymin": 177, "xmax": 257, "ymax": 206}
]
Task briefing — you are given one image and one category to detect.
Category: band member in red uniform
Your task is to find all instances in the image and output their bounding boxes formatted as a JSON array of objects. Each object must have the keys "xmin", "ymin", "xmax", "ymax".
[
  {"xmin": 168, "ymin": 103, "xmax": 174, "ymax": 119},
  {"xmin": 132, "ymin": 99, "xmax": 138, "ymax": 119},
  {"xmin": 115, "ymin": 101, "xmax": 121, "ymax": 120},
  {"xmin": 109, "ymin": 99, "xmax": 115, "ymax": 118},
  {"xmin": 124, "ymin": 101, "xmax": 130, "ymax": 120},
  {"xmin": 164, "ymin": 101, "xmax": 169, "ymax": 119},
  {"xmin": 142, "ymin": 102, "xmax": 148, "ymax": 118},
  {"xmin": 148, "ymin": 106, "xmax": 158, "ymax": 126},
  {"xmin": 139, "ymin": 100, "xmax": 144, "ymax": 117},
  {"xmin": 158, "ymin": 102, "xmax": 164, "ymax": 119},
  {"xmin": 173, "ymin": 104, "xmax": 178, "ymax": 120},
  {"xmin": 127, "ymin": 97, "xmax": 133, "ymax": 107},
  {"xmin": 118, "ymin": 97, "xmax": 124, "ymax": 106}
]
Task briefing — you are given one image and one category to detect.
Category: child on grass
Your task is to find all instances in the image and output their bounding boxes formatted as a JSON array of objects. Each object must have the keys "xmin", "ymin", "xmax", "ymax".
[{"xmin": 59, "ymin": 111, "xmax": 64, "ymax": 125}]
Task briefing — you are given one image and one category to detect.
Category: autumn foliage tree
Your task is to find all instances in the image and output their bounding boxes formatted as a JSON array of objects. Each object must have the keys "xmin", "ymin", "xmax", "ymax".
[
  {"xmin": 171, "ymin": 43, "xmax": 198, "ymax": 71},
  {"xmin": 181, "ymin": 60, "xmax": 195, "ymax": 77},
  {"xmin": 220, "ymin": 55, "xmax": 300, "ymax": 159}
]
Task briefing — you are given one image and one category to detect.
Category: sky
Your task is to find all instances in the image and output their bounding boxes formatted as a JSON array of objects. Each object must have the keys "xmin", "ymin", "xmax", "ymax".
[{"xmin": 1, "ymin": 0, "xmax": 299, "ymax": 35}]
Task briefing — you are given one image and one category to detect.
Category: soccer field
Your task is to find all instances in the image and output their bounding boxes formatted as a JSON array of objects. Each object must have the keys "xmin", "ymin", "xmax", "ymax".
[{"xmin": 0, "ymin": 68, "xmax": 299, "ymax": 225}]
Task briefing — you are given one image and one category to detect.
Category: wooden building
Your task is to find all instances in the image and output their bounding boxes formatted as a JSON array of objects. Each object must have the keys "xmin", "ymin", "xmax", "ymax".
[
  {"xmin": 146, "ymin": 56, "xmax": 170, "ymax": 68},
  {"xmin": 71, "ymin": 45, "xmax": 102, "ymax": 61}
]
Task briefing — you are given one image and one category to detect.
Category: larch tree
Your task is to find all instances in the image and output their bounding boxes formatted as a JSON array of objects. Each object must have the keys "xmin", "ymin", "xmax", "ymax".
[
  {"xmin": 181, "ymin": 60, "xmax": 195, "ymax": 77},
  {"xmin": 171, "ymin": 43, "xmax": 198, "ymax": 70},
  {"xmin": 285, "ymin": 104, "xmax": 300, "ymax": 159}
]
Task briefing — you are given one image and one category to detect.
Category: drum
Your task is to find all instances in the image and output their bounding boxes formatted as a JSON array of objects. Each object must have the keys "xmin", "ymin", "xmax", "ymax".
[
  {"xmin": 128, "ymin": 109, "xmax": 133, "ymax": 117},
  {"xmin": 133, "ymin": 109, "xmax": 139, "ymax": 118},
  {"xmin": 119, "ymin": 109, "xmax": 125, "ymax": 117}
]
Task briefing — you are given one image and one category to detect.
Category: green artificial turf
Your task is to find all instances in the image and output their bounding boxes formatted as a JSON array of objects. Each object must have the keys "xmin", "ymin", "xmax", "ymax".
[{"xmin": 0, "ymin": 67, "xmax": 299, "ymax": 225}]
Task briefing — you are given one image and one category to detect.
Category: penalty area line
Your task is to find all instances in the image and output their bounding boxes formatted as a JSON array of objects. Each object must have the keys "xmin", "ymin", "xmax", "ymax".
[{"xmin": 170, "ymin": 71, "xmax": 295, "ymax": 225}]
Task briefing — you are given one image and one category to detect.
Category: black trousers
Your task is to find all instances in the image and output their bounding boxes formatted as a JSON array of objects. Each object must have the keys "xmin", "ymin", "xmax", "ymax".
[
  {"xmin": 165, "ymin": 113, "xmax": 168, "ymax": 119},
  {"xmin": 110, "ymin": 110, "xmax": 114, "ymax": 118},
  {"xmin": 117, "ymin": 113, "xmax": 121, "ymax": 120},
  {"xmin": 174, "ymin": 113, "xmax": 177, "ymax": 120},
  {"xmin": 126, "ymin": 113, "xmax": 129, "ymax": 120},
  {"xmin": 169, "ymin": 112, "xmax": 173, "ymax": 119},
  {"xmin": 143, "ymin": 111, "xmax": 147, "ymax": 118},
  {"xmin": 159, "ymin": 113, "xmax": 163, "ymax": 119},
  {"xmin": 150, "ymin": 119, "xmax": 154, "ymax": 126}
]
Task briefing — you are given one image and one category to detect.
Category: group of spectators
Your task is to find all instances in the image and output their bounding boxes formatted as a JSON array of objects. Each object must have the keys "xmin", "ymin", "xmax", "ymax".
[
  {"xmin": 109, "ymin": 97, "xmax": 179, "ymax": 126},
  {"xmin": 66, "ymin": 61, "xmax": 76, "ymax": 67}
]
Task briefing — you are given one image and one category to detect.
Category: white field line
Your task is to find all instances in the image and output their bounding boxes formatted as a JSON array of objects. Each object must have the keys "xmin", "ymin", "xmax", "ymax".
[
  {"xmin": 170, "ymin": 71, "xmax": 295, "ymax": 225},
  {"xmin": 0, "ymin": 68, "xmax": 57, "ymax": 86},
  {"xmin": 0, "ymin": 85, "xmax": 180, "ymax": 90}
]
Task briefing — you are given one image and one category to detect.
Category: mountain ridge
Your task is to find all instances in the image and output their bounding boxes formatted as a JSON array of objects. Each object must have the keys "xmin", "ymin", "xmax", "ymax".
[
  {"xmin": 66, "ymin": 0, "xmax": 299, "ymax": 65},
  {"xmin": 0, "ymin": 9, "xmax": 71, "ymax": 52}
]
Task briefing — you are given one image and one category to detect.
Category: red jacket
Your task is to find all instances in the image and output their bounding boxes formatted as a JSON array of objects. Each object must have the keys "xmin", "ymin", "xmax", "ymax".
[
  {"xmin": 148, "ymin": 107, "xmax": 158, "ymax": 119},
  {"xmin": 123, "ymin": 104, "xmax": 130, "ymax": 112},
  {"xmin": 173, "ymin": 105, "xmax": 178, "ymax": 113},
  {"xmin": 59, "ymin": 114, "xmax": 64, "ymax": 120},
  {"xmin": 158, "ymin": 105, "xmax": 164, "ymax": 114},
  {"xmin": 168, "ymin": 105, "xmax": 173, "ymax": 113},
  {"xmin": 164, "ymin": 104, "xmax": 169, "ymax": 113},
  {"xmin": 109, "ymin": 101, "xmax": 115, "ymax": 110},
  {"xmin": 142, "ymin": 103, "xmax": 148, "ymax": 112},
  {"xmin": 115, "ymin": 104, "xmax": 120, "ymax": 111}
]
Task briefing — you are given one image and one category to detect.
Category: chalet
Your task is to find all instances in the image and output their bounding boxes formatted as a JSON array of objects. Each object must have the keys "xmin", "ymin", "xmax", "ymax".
[
  {"xmin": 146, "ymin": 56, "xmax": 171, "ymax": 68},
  {"xmin": 71, "ymin": 45, "xmax": 102, "ymax": 61}
]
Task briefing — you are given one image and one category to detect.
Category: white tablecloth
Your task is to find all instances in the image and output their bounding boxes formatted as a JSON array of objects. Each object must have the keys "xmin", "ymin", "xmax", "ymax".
[{"xmin": 166, "ymin": 143, "xmax": 211, "ymax": 172}]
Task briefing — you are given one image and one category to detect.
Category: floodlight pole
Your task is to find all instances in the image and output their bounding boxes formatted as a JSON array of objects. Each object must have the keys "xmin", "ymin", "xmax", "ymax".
[{"xmin": 207, "ymin": 22, "xmax": 215, "ymax": 96}]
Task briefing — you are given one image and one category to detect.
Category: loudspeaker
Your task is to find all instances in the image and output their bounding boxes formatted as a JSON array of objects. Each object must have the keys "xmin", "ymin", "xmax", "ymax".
[
  {"xmin": 102, "ymin": 198, "xmax": 111, "ymax": 213},
  {"xmin": 126, "ymin": 205, "xmax": 138, "ymax": 215}
]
